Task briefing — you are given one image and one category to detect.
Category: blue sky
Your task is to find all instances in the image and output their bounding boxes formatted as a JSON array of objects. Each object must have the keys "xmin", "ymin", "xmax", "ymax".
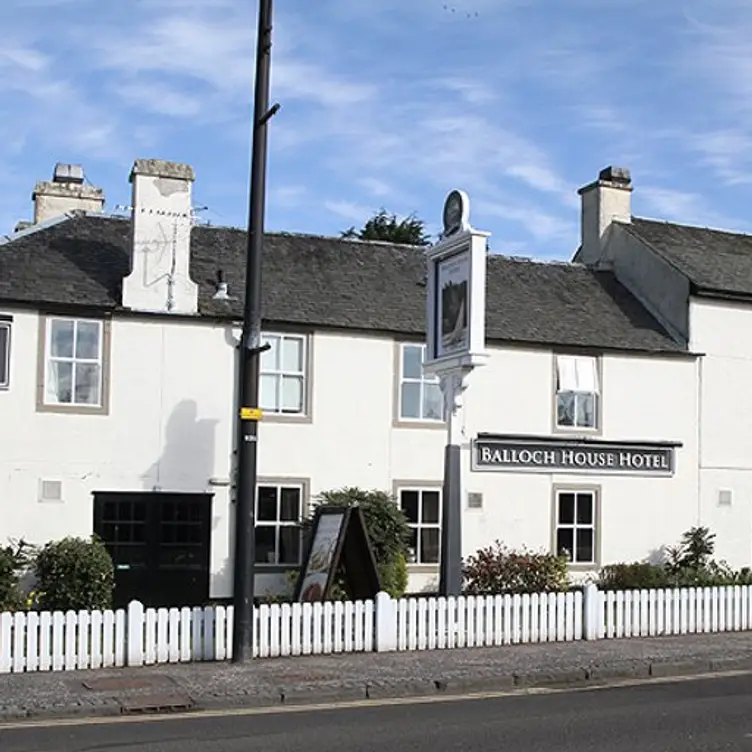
[{"xmin": 2, "ymin": 0, "xmax": 752, "ymax": 258}]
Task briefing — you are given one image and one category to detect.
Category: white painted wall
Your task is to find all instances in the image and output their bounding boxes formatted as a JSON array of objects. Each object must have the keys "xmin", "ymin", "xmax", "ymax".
[
  {"xmin": 460, "ymin": 348, "xmax": 699, "ymax": 578},
  {"xmin": 0, "ymin": 306, "xmax": 701, "ymax": 601},
  {"xmin": 690, "ymin": 298, "xmax": 752, "ymax": 568}
]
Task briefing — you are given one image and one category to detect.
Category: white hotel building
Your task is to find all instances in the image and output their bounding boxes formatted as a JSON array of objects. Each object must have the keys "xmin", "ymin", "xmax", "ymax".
[{"xmin": 0, "ymin": 160, "xmax": 748, "ymax": 606}]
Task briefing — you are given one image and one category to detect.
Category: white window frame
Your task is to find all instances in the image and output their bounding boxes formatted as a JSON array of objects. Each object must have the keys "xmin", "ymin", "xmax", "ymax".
[
  {"xmin": 44, "ymin": 317, "xmax": 104, "ymax": 408},
  {"xmin": 255, "ymin": 483, "xmax": 304, "ymax": 566},
  {"xmin": 259, "ymin": 332, "xmax": 307, "ymax": 416},
  {"xmin": 398, "ymin": 343, "xmax": 444, "ymax": 422},
  {"xmin": 555, "ymin": 355, "xmax": 599, "ymax": 430},
  {"xmin": 0, "ymin": 319, "xmax": 10, "ymax": 389},
  {"xmin": 397, "ymin": 486, "xmax": 442, "ymax": 565},
  {"xmin": 554, "ymin": 489, "xmax": 597, "ymax": 565}
]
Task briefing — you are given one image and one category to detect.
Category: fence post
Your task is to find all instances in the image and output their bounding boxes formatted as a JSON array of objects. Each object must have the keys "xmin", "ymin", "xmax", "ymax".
[
  {"xmin": 583, "ymin": 584, "xmax": 601, "ymax": 641},
  {"xmin": 374, "ymin": 591, "xmax": 398, "ymax": 652},
  {"xmin": 127, "ymin": 601, "xmax": 145, "ymax": 667}
]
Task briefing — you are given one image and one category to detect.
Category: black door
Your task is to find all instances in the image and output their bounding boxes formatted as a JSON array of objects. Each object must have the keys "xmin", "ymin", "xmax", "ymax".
[{"xmin": 93, "ymin": 492, "xmax": 212, "ymax": 609}]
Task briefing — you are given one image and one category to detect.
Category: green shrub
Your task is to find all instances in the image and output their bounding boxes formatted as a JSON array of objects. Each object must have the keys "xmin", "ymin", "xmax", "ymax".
[
  {"xmin": 0, "ymin": 540, "xmax": 32, "ymax": 612},
  {"xmin": 305, "ymin": 487, "xmax": 412, "ymax": 599},
  {"xmin": 463, "ymin": 542, "xmax": 569, "ymax": 596},
  {"xmin": 597, "ymin": 562, "xmax": 670, "ymax": 590},
  {"xmin": 380, "ymin": 552, "xmax": 409, "ymax": 599},
  {"xmin": 34, "ymin": 536, "xmax": 114, "ymax": 612},
  {"xmin": 599, "ymin": 527, "xmax": 752, "ymax": 590}
]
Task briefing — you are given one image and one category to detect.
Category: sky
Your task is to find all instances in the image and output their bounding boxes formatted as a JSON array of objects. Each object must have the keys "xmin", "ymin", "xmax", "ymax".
[{"xmin": 2, "ymin": 0, "xmax": 752, "ymax": 258}]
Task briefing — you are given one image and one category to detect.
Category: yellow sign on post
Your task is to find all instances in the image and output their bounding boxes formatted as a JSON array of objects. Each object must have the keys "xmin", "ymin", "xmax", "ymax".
[{"xmin": 239, "ymin": 407, "xmax": 263, "ymax": 421}]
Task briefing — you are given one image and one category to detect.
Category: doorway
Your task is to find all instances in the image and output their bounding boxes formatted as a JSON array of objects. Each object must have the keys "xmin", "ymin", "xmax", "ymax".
[{"xmin": 93, "ymin": 491, "xmax": 213, "ymax": 609}]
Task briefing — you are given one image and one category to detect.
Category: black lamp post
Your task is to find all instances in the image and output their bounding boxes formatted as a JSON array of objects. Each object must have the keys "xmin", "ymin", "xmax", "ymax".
[{"xmin": 232, "ymin": 0, "xmax": 279, "ymax": 664}]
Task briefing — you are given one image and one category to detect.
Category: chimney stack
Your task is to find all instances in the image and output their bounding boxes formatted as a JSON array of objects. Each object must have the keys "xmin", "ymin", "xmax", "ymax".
[
  {"xmin": 32, "ymin": 163, "xmax": 105, "ymax": 224},
  {"xmin": 577, "ymin": 165, "xmax": 632, "ymax": 266},
  {"xmin": 122, "ymin": 159, "xmax": 198, "ymax": 315}
]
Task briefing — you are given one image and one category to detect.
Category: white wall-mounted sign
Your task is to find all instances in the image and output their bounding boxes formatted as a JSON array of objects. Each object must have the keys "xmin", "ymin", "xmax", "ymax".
[{"xmin": 424, "ymin": 190, "xmax": 489, "ymax": 376}]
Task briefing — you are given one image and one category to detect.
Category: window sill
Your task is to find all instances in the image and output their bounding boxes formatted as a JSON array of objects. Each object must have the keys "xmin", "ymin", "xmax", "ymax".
[
  {"xmin": 261, "ymin": 412, "xmax": 312, "ymax": 425},
  {"xmin": 567, "ymin": 563, "xmax": 598, "ymax": 572},
  {"xmin": 406, "ymin": 563, "xmax": 440, "ymax": 571},
  {"xmin": 37, "ymin": 402, "xmax": 108, "ymax": 415},
  {"xmin": 393, "ymin": 419, "xmax": 446, "ymax": 430},
  {"xmin": 552, "ymin": 426, "xmax": 602, "ymax": 437},
  {"xmin": 254, "ymin": 564, "xmax": 300, "ymax": 574}
]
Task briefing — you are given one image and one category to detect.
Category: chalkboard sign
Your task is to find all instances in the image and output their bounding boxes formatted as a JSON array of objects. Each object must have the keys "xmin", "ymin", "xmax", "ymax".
[{"xmin": 294, "ymin": 506, "xmax": 381, "ymax": 602}]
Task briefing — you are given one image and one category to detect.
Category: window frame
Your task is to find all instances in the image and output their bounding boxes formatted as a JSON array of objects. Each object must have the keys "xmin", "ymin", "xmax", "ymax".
[
  {"xmin": 37, "ymin": 315, "xmax": 111, "ymax": 415},
  {"xmin": 393, "ymin": 481, "xmax": 443, "ymax": 566},
  {"xmin": 258, "ymin": 331, "xmax": 312, "ymax": 423},
  {"xmin": 254, "ymin": 478, "xmax": 309, "ymax": 570},
  {"xmin": 393, "ymin": 342, "xmax": 445, "ymax": 428},
  {"xmin": 552, "ymin": 353, "xmax": 602, "ymax": 435},
  {"xmin": 0, "ymin": 316, "xmax": 11, "ymax": 390},
  {"xmin": 551, "ymin": 485, "xmax": 600, "ymax": 569}
]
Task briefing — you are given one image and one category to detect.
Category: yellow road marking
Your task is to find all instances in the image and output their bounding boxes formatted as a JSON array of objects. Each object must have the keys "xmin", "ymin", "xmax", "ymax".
[{"xmin": 0, "ymin": 668, "xmax": 750, "ymax": 732}]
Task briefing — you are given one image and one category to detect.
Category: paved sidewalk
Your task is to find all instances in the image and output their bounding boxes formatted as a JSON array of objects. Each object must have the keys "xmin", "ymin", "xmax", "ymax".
[{"xmin": 1, "ymin": 632, "xmax": 752, "ymax": 723}]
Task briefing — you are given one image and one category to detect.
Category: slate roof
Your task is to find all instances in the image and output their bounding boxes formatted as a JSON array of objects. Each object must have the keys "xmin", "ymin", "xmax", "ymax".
[
  {"xmin": 0, "ymin": 214, "xmax": 683, "ymax": 353},
  {"xmin": 625, "ymin": 218, "xmax": 752, "ymax": 299}
]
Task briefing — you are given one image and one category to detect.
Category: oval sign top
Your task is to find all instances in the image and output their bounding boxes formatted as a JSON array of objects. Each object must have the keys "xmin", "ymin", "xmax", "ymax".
[{"xmin": 442, "ymin": 189, "xmax": 470, "ymax": 237}]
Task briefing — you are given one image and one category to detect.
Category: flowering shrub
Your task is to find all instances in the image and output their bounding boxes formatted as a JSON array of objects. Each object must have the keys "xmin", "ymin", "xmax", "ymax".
[{"xmin": 463, "ymin": 541, "xmax": 569, "ymax": 596}]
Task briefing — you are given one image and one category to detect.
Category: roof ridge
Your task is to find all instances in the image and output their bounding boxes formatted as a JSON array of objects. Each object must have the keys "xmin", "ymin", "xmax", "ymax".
[{"xmin": 632, "ymin": 215, "xmax": 752, "ymax": 239}]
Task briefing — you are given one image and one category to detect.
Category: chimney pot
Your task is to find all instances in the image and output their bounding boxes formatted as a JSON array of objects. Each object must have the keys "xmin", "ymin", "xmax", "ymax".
[
  {"xmin": 53, "ymin": 163, "xmax": 85, "ymax": 185},
  {"xmin": 598, "ymin": 165, "xmax": 631, "ymax": 185}
]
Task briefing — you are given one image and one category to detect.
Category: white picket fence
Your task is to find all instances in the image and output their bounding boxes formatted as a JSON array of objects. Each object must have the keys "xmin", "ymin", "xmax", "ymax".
[{"xmin": 2, "ymin": 584, "xmax": 752, "ymax": 674}]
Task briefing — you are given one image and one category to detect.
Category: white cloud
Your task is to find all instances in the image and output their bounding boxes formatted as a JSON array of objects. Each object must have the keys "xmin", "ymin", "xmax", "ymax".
[
  {"xmin": 116, "ymin": 81, "xmax": 202, "ymax": 117},
  {"xmin": 433, "ymin": 77, "xmax": 498, "ymax": 105},
  {"xmin": 357, "ymin": 177, "xmax": 394, "ymax": 199},
  {"xmin": 323, "ymin": 200, "xmax": 375, "ymax": 224},
  {"xmin": 476, "ymin": 199, "xmax": 575, "ymax": 244},
  {"xmin": 640, "ymin": 186, "xmax": 749, "ymax": 232},
  {"xmin": 271, "ymin": 185, "xmax": 307, "ymax": 208}
]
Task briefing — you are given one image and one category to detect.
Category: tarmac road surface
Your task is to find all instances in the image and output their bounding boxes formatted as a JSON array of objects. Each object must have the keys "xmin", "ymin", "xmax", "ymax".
[{"xmin": 3, "ymin": 672, "xmax": 752, "ymax": 751}]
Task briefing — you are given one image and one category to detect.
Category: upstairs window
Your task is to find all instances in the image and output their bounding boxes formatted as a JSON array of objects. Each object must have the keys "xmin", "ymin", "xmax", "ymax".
[
  {"xmin": 398, "ymin": 343, "xmax": 444, "ymax": 422},
  {"xmin": 259, "ymin": 333, "xmax": 307, "ymax": 415},
  {"xmin": 555, "ymin": 355, "xmax": 599, "ymax": 430},
  {"xmin": 44, "ymin": 318, "xmax": 104, "ymax": 407},
  {"xmin": 0, "ymin": 318, "xmax": 10, "ymax": 389}
]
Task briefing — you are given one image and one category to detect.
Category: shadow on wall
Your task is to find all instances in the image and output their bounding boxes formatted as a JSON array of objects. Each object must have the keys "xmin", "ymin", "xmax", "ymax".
[{"xmin": 142, "ymin": 399, "xmax": 219, "ymax": 492}]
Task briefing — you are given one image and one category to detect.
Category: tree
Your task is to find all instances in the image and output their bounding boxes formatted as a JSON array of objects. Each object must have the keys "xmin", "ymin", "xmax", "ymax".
[{"xmin": 342, "ymin": 209, "xmax": 431, "ymax": 246}]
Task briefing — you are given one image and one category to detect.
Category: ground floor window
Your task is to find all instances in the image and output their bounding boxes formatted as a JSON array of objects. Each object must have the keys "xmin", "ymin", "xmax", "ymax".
[
  {"xmin": 255, "ymin": 483, "xmax": 304, "ymax": 565},
  {"xmin": 397, "ymin": 487, "xmax": 441, "ymax": 564},
  {"xmin": 554, "ymin": 488, "xmax": 597, "ymax": 565}
]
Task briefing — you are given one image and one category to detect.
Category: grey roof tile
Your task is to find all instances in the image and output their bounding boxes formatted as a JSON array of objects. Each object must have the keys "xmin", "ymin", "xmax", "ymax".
[
  {"xmin": 0, "ymin": 214, "xmax": 683, "ymax": 353},
  {"xmin": 625, "ymin": 218, "xmax": 752, "ymax": 298}
]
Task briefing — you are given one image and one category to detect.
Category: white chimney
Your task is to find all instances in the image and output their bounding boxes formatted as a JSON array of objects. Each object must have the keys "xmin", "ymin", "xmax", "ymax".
[
  {"xmin": 32, "ymin": 163, "xmax": 105, "ymax": 224},
  {"xmin": 577, "ymin": 166, "xmax": 632, "ymax": 266},
  {"xmin": 122, "ymin": 159, "xmax": 199, "ymax": 315}
]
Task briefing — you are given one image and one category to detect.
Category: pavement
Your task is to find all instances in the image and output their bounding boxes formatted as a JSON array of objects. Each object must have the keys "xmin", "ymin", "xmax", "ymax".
[
  {"xmin": 4, "ymin": 672, "xmax": 752, "ymax": 751},
  {"xmin": 1, "ymin": 632, "xmax": 752, "ymax": 724}
]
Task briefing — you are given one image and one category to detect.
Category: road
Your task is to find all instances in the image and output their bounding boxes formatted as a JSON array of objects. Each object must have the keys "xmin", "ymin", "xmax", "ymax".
[{"xmin": 2, "ymin": 673, "xmax": 752, "ymax": 751}]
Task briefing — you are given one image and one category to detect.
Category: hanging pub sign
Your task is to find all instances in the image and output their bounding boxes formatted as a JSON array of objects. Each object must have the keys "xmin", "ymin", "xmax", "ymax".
[
  {"xmin": 293, "ymin": 505, "xmax": 381, "ymax": 603},
  {"xmin": 423, "ymin": 189, "xmax": 489, "ymax": 377}
]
